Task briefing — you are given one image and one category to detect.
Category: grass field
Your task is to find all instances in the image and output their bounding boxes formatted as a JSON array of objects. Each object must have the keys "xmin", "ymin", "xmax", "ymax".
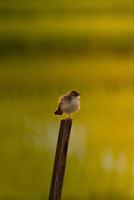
[{"xmin": 0, "ymin": 1, "xmax": 134, "ymax": 199}]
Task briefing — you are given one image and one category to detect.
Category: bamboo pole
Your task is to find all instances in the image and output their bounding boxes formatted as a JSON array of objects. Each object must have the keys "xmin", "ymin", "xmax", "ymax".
[{"xmin": 49, "ymin": 119, "xmax": 72, "ymax": 200}]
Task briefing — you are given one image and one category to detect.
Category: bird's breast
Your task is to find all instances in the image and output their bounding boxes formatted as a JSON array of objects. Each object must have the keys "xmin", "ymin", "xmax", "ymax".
[{"xmin": 61, "ymin": 98, "xmax": 80, "ymax": 113}]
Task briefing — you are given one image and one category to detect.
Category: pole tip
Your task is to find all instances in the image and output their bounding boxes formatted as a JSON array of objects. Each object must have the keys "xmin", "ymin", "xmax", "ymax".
[{"xmin": 61, "ymin": 118, "xmax": 73, "ymax": 123}]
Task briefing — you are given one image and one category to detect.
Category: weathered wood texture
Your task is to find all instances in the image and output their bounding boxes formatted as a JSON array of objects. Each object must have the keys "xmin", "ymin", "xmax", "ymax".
[{"xmin": 49, "ymin": 119, "xmax": 72, "ymax": 200}]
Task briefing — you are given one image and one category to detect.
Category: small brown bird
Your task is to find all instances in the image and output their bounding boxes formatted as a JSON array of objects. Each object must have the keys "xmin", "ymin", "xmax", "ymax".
[{"xmin": 54, "ymin": 90, "xmax": 80, "ymax": 118}]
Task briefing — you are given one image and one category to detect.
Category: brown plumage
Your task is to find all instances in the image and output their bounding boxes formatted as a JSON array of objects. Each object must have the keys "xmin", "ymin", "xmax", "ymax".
[
  {"xmin": 54, "ymin": 90, "xmax": 80, "ymax": 117},
  {"xmin": 54, "ymin": 104, "xmax": 63, "ymax": 115}
]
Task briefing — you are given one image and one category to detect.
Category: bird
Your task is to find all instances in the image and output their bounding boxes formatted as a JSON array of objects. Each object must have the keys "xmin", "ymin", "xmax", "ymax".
[{"xmin": 54, "ymin": 90, "xmax": 80, "ymax": 118}]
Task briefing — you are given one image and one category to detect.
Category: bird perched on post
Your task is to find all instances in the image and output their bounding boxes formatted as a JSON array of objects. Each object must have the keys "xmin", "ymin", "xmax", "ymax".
[{"xmin": 54, "ymin": 90, "xmax": 80, "ymax": 118}]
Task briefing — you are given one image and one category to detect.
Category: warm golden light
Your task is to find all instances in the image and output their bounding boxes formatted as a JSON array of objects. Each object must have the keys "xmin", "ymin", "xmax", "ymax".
[{"xmin": 0, "ymin": 0, "xmax": 134, "ymax": 199}]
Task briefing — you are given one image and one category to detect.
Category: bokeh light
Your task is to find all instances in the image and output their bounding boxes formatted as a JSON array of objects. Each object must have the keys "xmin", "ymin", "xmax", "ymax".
[{"xmin": 0, "ymin": 0, "xmax": 134, "ymax": 199}]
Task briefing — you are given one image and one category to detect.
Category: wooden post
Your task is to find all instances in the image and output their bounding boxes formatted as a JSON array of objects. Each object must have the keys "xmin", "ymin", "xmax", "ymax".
[{"xmin": 49, "ymin": 119, "xmax": 72, "ymax": 200}]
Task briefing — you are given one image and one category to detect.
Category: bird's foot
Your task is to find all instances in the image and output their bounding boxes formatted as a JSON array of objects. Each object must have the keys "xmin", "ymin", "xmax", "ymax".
[{"xmin": 67, "ymin": 114, "xmax": 72, "ymax": 120}]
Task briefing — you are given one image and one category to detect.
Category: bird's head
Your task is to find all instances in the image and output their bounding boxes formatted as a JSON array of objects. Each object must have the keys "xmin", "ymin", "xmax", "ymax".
[{"xmin": 68, "ymin": 90, "xmax": 80, "ymax": 97}]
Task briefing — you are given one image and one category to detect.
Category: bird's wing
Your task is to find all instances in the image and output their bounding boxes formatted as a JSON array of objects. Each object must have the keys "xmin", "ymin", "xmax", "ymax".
[
  {"xmin": 59, "ymin": 95, "xmax": 72, "ymax": 104},
  {"xmin": 57, "ymin": 96, "xmax": 64, "ymax": 110}
]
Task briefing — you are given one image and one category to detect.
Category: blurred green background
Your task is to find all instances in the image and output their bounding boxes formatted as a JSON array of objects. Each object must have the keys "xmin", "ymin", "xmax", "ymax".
[{"xmin": 1, "ymin": 0, "xmax": 134, "ymax": 199}]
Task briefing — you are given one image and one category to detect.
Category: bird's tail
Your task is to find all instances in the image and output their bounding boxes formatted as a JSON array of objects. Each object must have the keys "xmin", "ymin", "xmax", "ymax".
[{"xmin": 54, "ymin": 109, "xmax": 63, "ymax": 115}]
